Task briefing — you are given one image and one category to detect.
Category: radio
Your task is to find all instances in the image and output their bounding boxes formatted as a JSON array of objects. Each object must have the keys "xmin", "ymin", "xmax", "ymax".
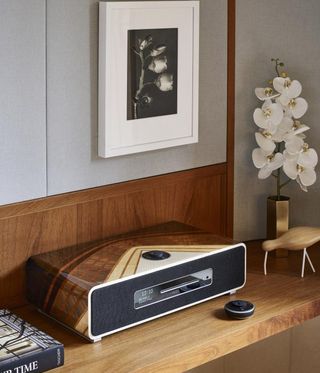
[{"xmin": 26, "ymin": 222, "xmax": 246, "ymax": 342}]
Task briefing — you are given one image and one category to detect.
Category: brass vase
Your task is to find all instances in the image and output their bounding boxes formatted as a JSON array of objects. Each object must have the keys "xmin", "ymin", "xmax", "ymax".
[{"xmin": 267, "ymin": 196, "xmax": 289, "ymax": 257}]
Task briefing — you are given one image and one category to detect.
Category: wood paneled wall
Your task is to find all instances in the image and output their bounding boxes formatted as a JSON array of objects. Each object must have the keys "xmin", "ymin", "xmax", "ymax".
[{"xmin": 0, "ymin": 164, "xmax": 228, "ymax": 308}]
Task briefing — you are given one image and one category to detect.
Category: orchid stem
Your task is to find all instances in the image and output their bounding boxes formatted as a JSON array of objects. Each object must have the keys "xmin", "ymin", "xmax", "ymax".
[
  {"xmin": 273, "ymin": 58, "xmax": 281, "ymax": 77},
  {"xmin": 276, "ymin": 168, "xmax": 281, "ymax": 200},
  {"xmin": 133, "ymin": 51, "xmax": 146, "ymax": 119},
  {"xmin": 280, "ymin": 179, "xmax": 292, "ymax": 189},
  {"xmin": 133, "ymin": 102, "xmax": 137, "ymax": 119}
]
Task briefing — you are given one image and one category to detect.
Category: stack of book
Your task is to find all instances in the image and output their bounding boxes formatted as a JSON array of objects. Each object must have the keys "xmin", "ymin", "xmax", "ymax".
[{"xmin": 0, "ymin": 309, "xmax": 64, "ymax": 373}]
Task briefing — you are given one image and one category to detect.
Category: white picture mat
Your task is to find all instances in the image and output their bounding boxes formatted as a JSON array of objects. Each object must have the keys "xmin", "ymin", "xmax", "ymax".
[{"xmin": 99, "ymin": 1, "xmax": 199, "ymax": 158}]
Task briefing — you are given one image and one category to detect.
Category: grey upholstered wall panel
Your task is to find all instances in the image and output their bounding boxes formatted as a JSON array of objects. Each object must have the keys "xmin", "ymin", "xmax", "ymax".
[
  {"xmin": 46, "ymin": 0, "xmax": 227, "ymax": 195},
  {"xmin": 0, "ymin": 1, "xmax": 46, "ymax": 205},
  {"xmin": 234, "ymin": 0, "xmax": 320, "ymax": 240}
]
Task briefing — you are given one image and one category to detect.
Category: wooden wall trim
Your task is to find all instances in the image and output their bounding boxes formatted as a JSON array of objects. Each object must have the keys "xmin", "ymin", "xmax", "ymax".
[
  {"xmin": 0, "ymin": 164, "xmax": 227, "ymax": 220},
  {"xmin": 226, "ymin": 0, "xmax": 236, "ymax": 238}
]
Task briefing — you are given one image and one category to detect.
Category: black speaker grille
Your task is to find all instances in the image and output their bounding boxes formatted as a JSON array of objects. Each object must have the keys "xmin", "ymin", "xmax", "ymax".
[{"xmin": 90, "ymin": 245, "xmax": 245, "ymax": 337}]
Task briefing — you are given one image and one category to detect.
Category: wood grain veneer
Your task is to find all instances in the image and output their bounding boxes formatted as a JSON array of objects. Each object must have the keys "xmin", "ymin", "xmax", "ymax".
[
  {"xmin": 14, "ymin": 241, "xmax": 320, "ymax": 373},
  {"xmin": 0, "ymin": 164, "xmax": 228, "ymax": 308},
  {"xmin": 26, "ymin": 222, "xmax": 235, "ymax": 339}
]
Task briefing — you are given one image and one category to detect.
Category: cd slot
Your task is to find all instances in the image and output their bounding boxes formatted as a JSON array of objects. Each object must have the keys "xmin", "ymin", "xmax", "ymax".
[
  {"xmin": 134, "ymin": 268, "xmax": 213, "ymax": 309},
  {"xmin": 160, "ymin": 278, "xmax": 200, "ymax": 294}
]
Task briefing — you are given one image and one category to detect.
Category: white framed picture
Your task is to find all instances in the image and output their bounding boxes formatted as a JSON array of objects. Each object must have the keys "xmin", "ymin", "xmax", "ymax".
[{"xmin": 98, "ymin": 1, "xmax": 199, "ymax": 158}]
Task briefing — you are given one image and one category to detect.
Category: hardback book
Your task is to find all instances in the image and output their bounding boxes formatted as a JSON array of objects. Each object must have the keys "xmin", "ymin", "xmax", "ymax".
[{"xmin": 0, "ymin": 309, "xmax": 64, "ymax": 373}]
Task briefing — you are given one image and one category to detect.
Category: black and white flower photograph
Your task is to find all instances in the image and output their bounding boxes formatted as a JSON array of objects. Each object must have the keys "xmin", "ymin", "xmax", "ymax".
[{"xmin": 127, "ymin": 28, "xmax": 178, "ymax": 120}]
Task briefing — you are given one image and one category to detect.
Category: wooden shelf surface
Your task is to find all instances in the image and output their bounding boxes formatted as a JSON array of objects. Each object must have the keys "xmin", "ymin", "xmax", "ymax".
[{"xmin": 14, "ymin": 242, "xmax": 320, "ymax": 373}]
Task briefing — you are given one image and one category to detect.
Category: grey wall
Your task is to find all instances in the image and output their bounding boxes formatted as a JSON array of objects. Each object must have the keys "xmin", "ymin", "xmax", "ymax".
[
  {"xmin": 0, "ymin": 1, "xmax": 46, "ymax": 205},
  {"xmin": 46, "ymin": 0, "xmax": 227, "ymax": 195},
  {"xmin": 234, "ymin": 0, "xmax": 320, "ymax": 241},
  {"xmin": 0, "ymin": 0, "xmax": 228, "ymax": 204}
]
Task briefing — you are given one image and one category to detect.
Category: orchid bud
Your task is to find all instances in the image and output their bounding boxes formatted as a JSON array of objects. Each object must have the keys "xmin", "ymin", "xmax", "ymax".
[{"xmin": 139, "ymin": 35, "xmax": 152, "ymax": 50}]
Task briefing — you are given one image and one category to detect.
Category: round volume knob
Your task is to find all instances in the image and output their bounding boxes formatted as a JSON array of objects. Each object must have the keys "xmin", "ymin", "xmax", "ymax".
[{"xmin": 142, "ymin": 250, "xmax": 171, "ymax": 260}]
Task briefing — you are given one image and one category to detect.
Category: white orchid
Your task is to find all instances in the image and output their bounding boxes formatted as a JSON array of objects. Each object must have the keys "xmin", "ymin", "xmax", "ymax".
[
  {"xmin": 255, "ymin": 87, "xmax": 280, "ymax": 101},
  {"xmin": 273, "ymin": 77, "xmax": 302, "ymax": 106},
  {"xmin": 255, "ymin": 132, "xmax": 276, "ymax": 153},
  {"xmin": 273, "ymin": 118, "xmax": 309, "ymax": 143},
  {"xmin": 272, "ymin": 116, "xmax": 293, "ymax": 142},
  {"xmin": 272, "ymin": 76, "xmax": 308, "ymax": 118},
  {"xmin": 253, "ymin": 101, "xmax": 283, "ymax": 133},
  {"xmin": 292, "ymin": 120, "xmax": 310, "ymax": 136},
  {"xmin": 283, "ymin": 146, "xmax": 318, "ymax": 188},
  {"xmin": 284, "ymin": 97, "xmax": 308, "ymax": 119},
  {"xmin": 252, "ymin": 149, "xmax": 284, "ymax": 179},
  {"xmin": 252, "ymin": 58, "xmax": 318, "ymax": 195},
  {"xmin": 284, "ymin": 134, "xmax": 304, "ymax": 155}
]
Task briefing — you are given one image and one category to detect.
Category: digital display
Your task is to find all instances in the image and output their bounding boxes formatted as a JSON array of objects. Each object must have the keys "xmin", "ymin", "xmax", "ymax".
[
  {"xmin": 137, "ymin": 288, "xmax": 154, "ymax": 305},
  {"xmin": 134, "ymin": 268, "xmax": 213, "ymax": 309}
]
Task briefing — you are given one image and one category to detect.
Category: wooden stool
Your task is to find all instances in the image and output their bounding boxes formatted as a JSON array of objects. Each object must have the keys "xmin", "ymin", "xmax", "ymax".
[{"xmin": 262, "ymin": 227, "xmax": 320, "ymax": 277}]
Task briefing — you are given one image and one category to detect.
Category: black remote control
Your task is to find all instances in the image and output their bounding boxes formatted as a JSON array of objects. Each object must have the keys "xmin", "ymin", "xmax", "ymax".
[{"xmin": 224, "ymin": 300, "xmax": 255, "ymax": 319}]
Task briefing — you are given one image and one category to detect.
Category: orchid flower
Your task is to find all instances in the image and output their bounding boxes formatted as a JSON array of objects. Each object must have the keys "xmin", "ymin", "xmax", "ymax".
[
  {"xmin": 273, "ymin": 76, "xmax": 308, "ymax": 118},
  {"xmin": 284, "ymin": 134, "xmax": 304, "ymax": 155},
  {"xmin": 284, "ymin": 97, "xmax": 308, "ymax": 119},
  {"xmin": 255, "ymin": 87, "xmax": 280, "ymax": 101},
  {"xmin": 252, "ymin": 148, "xmax": 284, "ymax": 179},
  {"xmin": 155, "ymin": 73, "xmax": 174, "ymax": 92},
  {"xmin": 255, "ymin": 132, "xmax": 276, "ymax": 153},
  {"xmin": 273, "ymin": 77, "xmax": 302, "ymax": 106},
  {"xmin": 283, "ymin": 145, "xmax": 318, "ymax": 189},
  {"xmin": 253, "ymin": 101, "xmax": 283, "ymax": 133},
  {"xmin": 252, "ymin": 58, "xmax": 318, "ymax": 196},
  {"xmin": 148, "ymin": 56, "xmax": 168, "ymax": 73},
  {"xmin": 272, "ymin": 117, "xmax": 293, "ymax": 142}
]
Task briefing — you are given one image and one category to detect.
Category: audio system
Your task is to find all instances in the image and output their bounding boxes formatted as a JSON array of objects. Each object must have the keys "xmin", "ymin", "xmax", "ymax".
[{"xmin": 26, "ymin": 222, "xmax": 246, "ymax": 342}]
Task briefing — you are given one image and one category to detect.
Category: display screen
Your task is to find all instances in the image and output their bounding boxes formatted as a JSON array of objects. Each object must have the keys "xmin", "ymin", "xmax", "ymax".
[{"xmin": 134, "ymin": 269, "xmax": 213, "ymax": 309}]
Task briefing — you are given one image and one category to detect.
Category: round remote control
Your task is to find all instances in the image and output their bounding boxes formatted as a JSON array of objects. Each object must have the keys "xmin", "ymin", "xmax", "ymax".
[{"xmin": 224, "ymin": 300, "xmax": 255, "ymax": 319}]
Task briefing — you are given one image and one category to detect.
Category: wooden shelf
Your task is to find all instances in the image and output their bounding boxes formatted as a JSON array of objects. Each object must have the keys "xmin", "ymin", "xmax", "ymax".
[{"xmin": 14, "ymin": 241, "xmax": 320, "ymax": 373}]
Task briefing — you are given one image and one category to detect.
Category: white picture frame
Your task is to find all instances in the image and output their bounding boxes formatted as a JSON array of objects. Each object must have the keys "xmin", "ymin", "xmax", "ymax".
[{"xmin": 98, "ymin": 1, "xmax": 199, "ymax": 158}]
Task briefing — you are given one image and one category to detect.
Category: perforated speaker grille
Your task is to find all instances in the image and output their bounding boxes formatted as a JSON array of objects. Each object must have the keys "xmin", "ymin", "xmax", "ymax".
[{"xmin": 90, "ymin": 244, "xmax": 245, "ymax": 337}]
